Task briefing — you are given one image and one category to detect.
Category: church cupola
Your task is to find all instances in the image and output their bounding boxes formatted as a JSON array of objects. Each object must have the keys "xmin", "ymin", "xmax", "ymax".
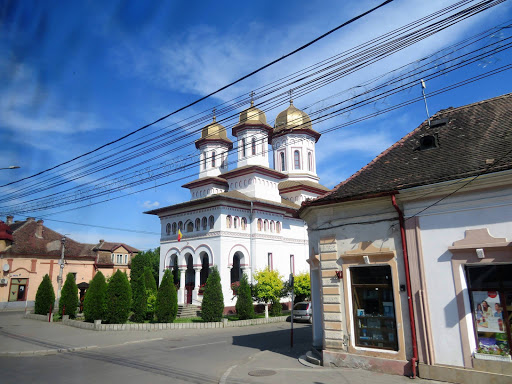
[
  {"xmin": 195, "ymin": 111, "xmax": 233, "ymax": 178},
  {"xmin": 271, "ymin": 98, "xmax": 321, "ymax": 182},
  {"xmin": 232, "ymin": 95, "xmax": 273, "ymax": 168}
]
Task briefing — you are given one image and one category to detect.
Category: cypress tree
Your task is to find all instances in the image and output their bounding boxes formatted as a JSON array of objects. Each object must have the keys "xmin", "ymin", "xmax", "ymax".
[
  {"xmin": 130, "ymin": 252, "xmax": 150, "ymax": 291},
  {"xmin": 235, "ymin": 274, "xmax": 255, "ymax": 320},
  {"xmin": 131, "ymin": 276, "xmax": 147, "ymax": 323},
  {"xmin": 155, "ymin": 269, "xmax": 177, "ymax": 322},
  {"xmin": 59, "ymin": 273, "xmax": 78, "ymax": 318},
  {"xmin": 105, "ymin": 270, "xmax": 132, "ymax": 324},
  {"xmin": 83, "ymin": 271, "xmax": 107, "ymax": 322},
  {"xmin": 144, "ymin": 266, "xmax": 157, "ymax": 293},
  {"xmin": 34, "ymin": 274, "xmax": 55, "ymax": 315},
  {"xmin": 201, "ymin": 267, "xmax": 224, "ymax": 322}
]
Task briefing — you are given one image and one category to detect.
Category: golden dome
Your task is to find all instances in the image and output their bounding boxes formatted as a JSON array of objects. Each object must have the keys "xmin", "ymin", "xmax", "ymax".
[
  {"xmin": 238, "ymin": 101, "xmax": 267, "ymax": 125},
  {"xmin": 274, "ymin": 101, "xmax": 312, "ymax": 133},
  {"xmin": 201, "ymin": 118, "xmax": 229, "ymax": 140}
]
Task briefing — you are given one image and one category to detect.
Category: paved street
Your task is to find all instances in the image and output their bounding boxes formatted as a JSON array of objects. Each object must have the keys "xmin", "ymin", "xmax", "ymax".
[{"xmin": 0, "ymin": 312, "xmax": 445, "ymax": 384}]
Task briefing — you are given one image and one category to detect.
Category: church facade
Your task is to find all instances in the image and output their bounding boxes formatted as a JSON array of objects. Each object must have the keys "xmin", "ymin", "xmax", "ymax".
[{"xmin": 145, "ymin": 99, "xmax": 329, "ymax": 309}]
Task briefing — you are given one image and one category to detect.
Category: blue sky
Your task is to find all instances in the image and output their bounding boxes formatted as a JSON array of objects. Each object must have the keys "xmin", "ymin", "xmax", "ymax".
[{"xmin": 1, "ymin": 0, "xmax": 511, "ymax": 250}]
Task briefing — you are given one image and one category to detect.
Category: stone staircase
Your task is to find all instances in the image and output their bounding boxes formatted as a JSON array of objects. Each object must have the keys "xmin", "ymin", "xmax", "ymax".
[{"xmin": 177, "ymin": 304, "xmax": 201, "ymax": 318}]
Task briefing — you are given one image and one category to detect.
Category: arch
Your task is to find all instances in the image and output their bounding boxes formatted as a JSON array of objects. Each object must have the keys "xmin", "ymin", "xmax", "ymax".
[
  {"xmin": 166, "ymin": 223, "xmax": 171, "ymax": 235},
  {"xmin": 294, "ymin": 150, "xmax": 301, "ymax": 169},
  {"xmin": 228, "ymin": 244, "xmax": 250, "ymax": 266},
  {"xmin": 202, "ymin": 216, "xmax": 207, "ymax": 230},
  {"xmin": 241, "ymin": 217, "xmax": 247, "ymax": 230},
  {"xmin": 270, "ymin": 220, "xmax": 275, "ymax": 233},
  {"xmin": 163, "ymin": 247, "xmax": 180, "ymax": 268},
  {"xmin": 234, "ymin": 216, "xmax": 239, "ymax": 229},
  {"xmin": 226, "ymin": 215, "xmax": 232, "ymax": 228},
  {"xmin": 276, "ymin": 221, "xmax": 281, "ymax": 233},
  {"xmin": 185, "ymin": 220, "xmax": 194, "ymax": 233},
  {"xmin": 172, "ymin": 222, "xmax": 177, "ymax": 235},
  {"xmin": 257, "ymin": 218, "xmax": 262, "ymax": 231},
  {"xmin": 178, "ymin": 246, "xmax": 195, "ymax": 266},
  {"xmin": 200, "ymin": 252, "xmax": 210, "ymax": 286},
  {"xmin": 264, "ymin": 219, "xmax": 268, "ymax": 231},
  {"xmin": 194, "ymin": 244, "xmax": 214, "ymax": 265},
  {"xmin": 231, "ymin": 252, "xmax": 242, "ymax": 284},
  {"xmin": 195, "ymin": 218, "xmax": 200, "ymax": 231},
  {"xmin": 208, "ymin": 215, "xmax": 214, "ymax": 229}
]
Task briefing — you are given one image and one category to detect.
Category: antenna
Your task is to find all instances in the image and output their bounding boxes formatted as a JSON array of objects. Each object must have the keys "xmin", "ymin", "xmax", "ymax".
[{"xmin": 420, "ymin": 79, "xmax": 431, "ymax": 127}]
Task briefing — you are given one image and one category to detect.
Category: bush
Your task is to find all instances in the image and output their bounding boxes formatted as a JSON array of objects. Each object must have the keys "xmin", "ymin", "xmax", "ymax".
[
  {"xmin": 83, "ymin": 272, "xmax": 107, "ymax": 322},
  {"xmin": 235, "ymin": 274, "xmax": 254, "ymax": 320},
  {"xmin": 270, "ymin": 300, "xmax": 282, "ymax": 316},
  {"xmin": 146, "ymin": 291, "xmax": 157, "ymax": 321},
  {"xmin": 144, "ymin": 266, "xmax": 157, "ymax": 293},
  {"xmin": 105, "ymin": 270, "xmax": 132, "ymax": 324},
  {"xmin": 59, "ymin": 273, "xmax": 78, "ymax": 318},
  {"xmin": 201, "ymin": 267, "xmax": 224, "ymax": 322},
  {"xmin": 131, "ymin": 276, "xmax": 147, "ymax": 323},
  {"xmin": 155, "ymin": 269, "xmax": 178, "ymax": 322},
  {"xmin": 35, "ymin": 274, "xmax": 55, "ymax": 315}
]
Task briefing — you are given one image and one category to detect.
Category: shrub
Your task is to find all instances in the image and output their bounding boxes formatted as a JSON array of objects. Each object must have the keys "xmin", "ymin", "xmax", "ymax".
[
  {"xmin": 146, "ymin": 291, "xmax": 157, "ymax": 321},
  {"xmin": 235, "ymin": 274, "xmax": 254, "ymax": 320},
  {"xmin": 35, "ymin": 274, "xmax": 55, "ymax": 315},
  {"xmin": 59, "ymin": 273, "xmax": 78, "ymax": 318},
  {"xmin": 131, "ymin": 276, "xmax": 147, "ymax": 323},
  {"xmin": 155, "ymin": 269, "xmax": 177, "ymax": 322},
  {"xmin": 105, "ymin": 270, "xmax": 132, "ymax": 324},
  {"xmin": 270, "ymin": 299, "xmax": 282, "ymax": 316},
  {"xmin": 201, "ymin": 267, "xmax": 224, "ymax": 322},
  {"xmin": 83, "ymin": 271, "xmax": 107, "ymax": 322},
  {"xmin": 144, "ymin": 266, "xmax": 157, "ymax": 293}
]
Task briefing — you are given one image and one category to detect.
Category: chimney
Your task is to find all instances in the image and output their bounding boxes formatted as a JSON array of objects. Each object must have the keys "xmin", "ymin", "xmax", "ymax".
[
  {"xmin": 99, "ymin": 239, "xmax": 104, "ymax": 243},
  {"xmin": 36, "ymin": 220, "xmax": 44, "ymax": 238},
  {"xmin": 27, "ymin": 217, "xmax": 35, "ymax": 222},
  {"xmin": 6, "ymin": 216, "xmax": 13, "ymax": 225}
]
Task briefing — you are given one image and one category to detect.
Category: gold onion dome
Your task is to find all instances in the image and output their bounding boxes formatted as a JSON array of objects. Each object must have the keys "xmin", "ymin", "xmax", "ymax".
[
  {"xmin": 238, "ymin": 100, "xmax": 268, "ymax": 125},
  {"xmin": 274, "ymin": 100, "xmax": 312, "ymax": 133},
  {"xmin": 201, "ymin": 117, "xmax": 230, "ymax": 141}
]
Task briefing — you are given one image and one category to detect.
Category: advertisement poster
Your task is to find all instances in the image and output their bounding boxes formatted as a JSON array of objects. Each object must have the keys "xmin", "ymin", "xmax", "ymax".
[{"xmin": 472, "ymin": 291, "xmax": 505, "ymax": 333}]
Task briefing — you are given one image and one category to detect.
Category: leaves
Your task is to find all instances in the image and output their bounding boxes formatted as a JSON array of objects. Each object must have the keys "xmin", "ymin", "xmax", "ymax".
[{"xmin": 253, "ymin": 267, "xmax": 284, "ymax": 304}]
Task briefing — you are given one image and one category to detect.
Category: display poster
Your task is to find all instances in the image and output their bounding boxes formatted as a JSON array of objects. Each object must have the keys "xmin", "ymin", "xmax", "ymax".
[{"xmin": 472, "ymin": 291, "xmax": 505, "ymax": 333}]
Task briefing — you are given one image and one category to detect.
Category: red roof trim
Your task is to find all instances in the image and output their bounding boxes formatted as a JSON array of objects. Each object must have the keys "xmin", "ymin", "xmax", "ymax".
[
  {"xmin": 194, "ymin": 138, "xmax": 234, "ymax": 149},
  {"xmin": 182, "ymin": 177, "xmax": 229, "ymax": 189},
  {"xmin": 232, "ymin": 122, "xmax": 273, "ymax": 137}
]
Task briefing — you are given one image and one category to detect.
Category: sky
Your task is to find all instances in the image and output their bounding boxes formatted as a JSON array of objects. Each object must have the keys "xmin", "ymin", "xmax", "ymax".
[{"xmin": 1, "ymin": 0, "xmax": 512, "ymax": 251}]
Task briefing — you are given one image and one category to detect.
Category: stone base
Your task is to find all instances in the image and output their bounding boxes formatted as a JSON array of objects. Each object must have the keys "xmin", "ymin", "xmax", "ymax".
[
  {"xmin": 322, "ymin": 350, "xmax": 412, "ymax": 377},
  {"xmin": 418, "ymin": 361, "xmax": 512, "ymax": 384}
]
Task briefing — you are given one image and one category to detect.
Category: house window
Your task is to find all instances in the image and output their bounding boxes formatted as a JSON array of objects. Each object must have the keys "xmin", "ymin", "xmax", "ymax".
[
  {"xmin": 351, "ymin": 265, "xmax": 398, "ymax": 351},
  {"xmin": 466, "ymin": 264, "xmax": 512, "ymax": 356},
  {"xmin": 252, "ymin": 138, "xmax": 256, "ymax": 155},
  {"xmin": 268, "ymin": 253, "xmax": 273, "ymax": 271},
  {"xmin": 124, "ymin": 255, "xmax": 128, "ymax": 264},
  {"xmin": 308, "ymin": 152, "xmax": 313, "ymax": 171},
  {"xmin": 111, "ymin": 254, "xmax": 114, "ymax": 263},
  {"xmin": 241, "ymin": 139, "xmax": 246, "ymax": 158},
  {"xmin": 294, "ymin": 150, "xmax": 301, "ymax": 169},
  {"xmin": 226, "ymin": 215, "xmax": 232, "ymax": 228},
  {"xmin": 280, "ymin": 152, "xmax": 285, "ymax": 171},
  {"xmin": 202, "ymin": 217, "xmax": 207, "ymax": 230},
  {"xmin": 212, "ymin": 151, "xmax": 216, "ymax": 167},
  {"xmin": 8, "ymin": 278, "xmax": 28, "ymax": 302},
  {"xmin": 117, "ymin": 254, "xmax": 123, "ymax": 264},
  {"xmin": 209, "ymin": 215, "xmax": 214, "ymax": 229}
]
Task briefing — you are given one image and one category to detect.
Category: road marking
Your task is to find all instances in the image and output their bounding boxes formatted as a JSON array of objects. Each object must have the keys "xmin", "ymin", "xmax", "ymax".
[
  {"xmin": 219, "ymin": 364, "xmax": 236, "ymax": 384},
  {"xmin": 169, "ymin": 340, "xmax": 226, "ymax": 351}
]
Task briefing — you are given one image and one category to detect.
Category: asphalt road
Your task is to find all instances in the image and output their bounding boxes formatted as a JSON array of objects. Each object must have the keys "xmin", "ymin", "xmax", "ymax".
[{"xmin": 0, "ymin": 316, "xmax": 312, "ymax": 384}]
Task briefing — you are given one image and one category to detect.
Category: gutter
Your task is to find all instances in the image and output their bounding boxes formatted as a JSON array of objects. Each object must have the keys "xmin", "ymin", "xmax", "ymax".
[{"xmin": 391, "ymin": 193, "xmax": 418, "ymax": 378}]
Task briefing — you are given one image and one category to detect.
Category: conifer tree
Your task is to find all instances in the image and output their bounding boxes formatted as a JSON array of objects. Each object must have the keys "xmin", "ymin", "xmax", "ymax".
[
  {"xmin": 59, "ymin": 273, "xmax": 78, "ymax": 318},
  {"xmin": 235, "ymin": 273, "xmax": 254, "ymax": 320},
  {"xmin": 201, "ymin": 267, "xmax": 224, "ymax": 322},
  {"xmin": 131, "ymin": 276, "xmax": 147, "ymax": 323},
  {"xmin": 83, "ymin": 271, "xmax": 107, "ymax": 322},
  {"xmin": 34, "ymin": 274, "xmax": 55, "ymax": 315},
  {"xmin": 105, "ymin": 270, "xmax": 132, "ymax": 324},
  {"xmin": 144, "ymin": 266, "xmax": 157, "ymax": 293},
  {"xmin": 155, "ymin": 269, "xmax": 178, "ymax": 322}
]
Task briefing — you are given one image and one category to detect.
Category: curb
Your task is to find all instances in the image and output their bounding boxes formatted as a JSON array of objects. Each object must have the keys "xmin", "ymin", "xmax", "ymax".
[{"xmin": 0, "ymin": 345, "xmax": 99, "ymax": 357}]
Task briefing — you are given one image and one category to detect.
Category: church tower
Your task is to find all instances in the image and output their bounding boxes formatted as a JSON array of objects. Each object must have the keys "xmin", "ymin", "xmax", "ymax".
[{"xmin": 271, "ymin": 99, "xmax": 321, "ymax": 182}]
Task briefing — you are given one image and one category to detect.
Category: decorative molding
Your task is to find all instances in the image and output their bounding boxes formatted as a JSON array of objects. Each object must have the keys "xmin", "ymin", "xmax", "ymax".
[
  {"xmin": 341, "ymin": 241, "xmax": 393, "ymax": 256},
  {"xmin": 449, "ymin": 228, "xmax": 510, "ymax": 250}
]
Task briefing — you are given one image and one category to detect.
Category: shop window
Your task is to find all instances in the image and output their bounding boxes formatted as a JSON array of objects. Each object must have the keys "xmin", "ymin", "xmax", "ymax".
[
  {"xmin": 8, "ymin": 278, "xmax": 28, "ymax": 302},
  {"xmin": 466, "ymin": 264, "xmax": 512, "ymax": 357},
  {"xmin": 351, "ymin": 265, "xmax": 398, "ymax": 351}
]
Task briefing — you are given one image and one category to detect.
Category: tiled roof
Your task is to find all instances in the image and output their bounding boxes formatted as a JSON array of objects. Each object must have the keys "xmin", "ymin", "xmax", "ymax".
[
  {"xmin": 308, "ymin": 93, "xmax": 512, "ymax": 205},
  {"xmin": 94, "ymin": 241, "xmax": 139, "ymax": 253}
]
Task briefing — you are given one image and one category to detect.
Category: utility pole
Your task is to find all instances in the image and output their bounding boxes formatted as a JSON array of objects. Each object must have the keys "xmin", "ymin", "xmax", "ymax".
[
  {"xmin": 290, "ymin": 273, "xmax": 294, "ymax": 348},
  {"xmin": 56, "ymin": 236, "xmax": 66, "ymax": 311}
]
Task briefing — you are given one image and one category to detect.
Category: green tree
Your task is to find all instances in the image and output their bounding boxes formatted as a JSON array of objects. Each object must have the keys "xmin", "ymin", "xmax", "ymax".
[
  {"xmin": 292, "ymin": 271, "xmax": 311, "ymax": 304},
  {"xmin": 105, "ymin": 270, "xmax": 132, "ymax": 324},
  {"xmin": 155, "ymin": 269, "xmax": 178, "ymax": 322},
  {"xmin": 34, "ymin": 274, "xmax": 55, "ymax": 315},
  {"xmin": 83, "ymin": 271, "xmax": 107, "ymax": 322},
  {"xmin": 59, "ymin": 273, "xmax": 78, "ymax": 317},
  {"xmin": 131, "ymin": 276, "xmax": 147, "ymax": 323},
  {"xmin": 146, "ymin": 291, "xmax": 157, "ymax": 321},
  {"xmin": 235, "ymin": 273, "xmax": 254, "ymax": 320},
  {"xmin": 201, "ymin": 266, "xmax": 224, "ymax": 322},
  {"xmin": 144, "ymin": 266, "xmax": 157, "ymax": 293},
  {"xmin": 131, "ymin": 248, "xmax": 160, "ymax": 287},
  {"xmin": 253, "ymin": 267, "xmax": 284, "ymax": 317}
]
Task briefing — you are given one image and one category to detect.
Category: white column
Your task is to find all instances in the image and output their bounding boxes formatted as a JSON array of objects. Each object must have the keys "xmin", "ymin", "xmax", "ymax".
[
  {"xmin": 178, "ymin": 267, "xmax": 186, "ymax": 305},
  {"xmin": 192, "ymin": 267, "xmax": 201, "ymax": 302}
]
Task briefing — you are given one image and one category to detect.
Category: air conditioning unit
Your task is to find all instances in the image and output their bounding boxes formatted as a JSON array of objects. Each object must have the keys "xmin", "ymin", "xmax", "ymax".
[{"xmin": 0, "ymin": 278, "xmax": 8, "ymax": 285}]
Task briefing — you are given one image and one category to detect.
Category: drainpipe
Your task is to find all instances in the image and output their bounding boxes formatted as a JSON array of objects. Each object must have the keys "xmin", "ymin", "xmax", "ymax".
[{"xmin": 391, "ymin": 194, "xmax": 418, "ymax": 378}]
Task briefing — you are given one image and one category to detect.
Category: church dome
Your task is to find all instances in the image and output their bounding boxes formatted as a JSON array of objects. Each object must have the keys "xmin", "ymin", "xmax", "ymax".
[
  {"xmin": 238, "ymin": 101, "xmax": 267, "ymax": 125},
  {"xmin": 201, "ymin": 118, "xmax": 229, "ymax": 140},
  {"xmin": 274, "ymin": 101, "xmax": 312, "ymax": 134}
]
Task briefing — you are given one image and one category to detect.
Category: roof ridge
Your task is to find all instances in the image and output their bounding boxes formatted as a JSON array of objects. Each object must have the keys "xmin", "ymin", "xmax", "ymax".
[{"xmin": 432, "ymin": 92, "xmax": 512, "ymax": 118}]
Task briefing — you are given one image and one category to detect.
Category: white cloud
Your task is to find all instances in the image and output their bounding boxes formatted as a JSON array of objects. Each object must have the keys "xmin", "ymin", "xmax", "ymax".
[{"xmin": 141, "ymin": 200, "xmax": 160, "ymax": 209}]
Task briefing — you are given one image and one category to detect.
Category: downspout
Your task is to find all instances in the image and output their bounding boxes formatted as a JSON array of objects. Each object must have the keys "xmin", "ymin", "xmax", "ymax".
[{"xmin": 391, "ymin": 194, "xmax": 418, "ymax": 378}]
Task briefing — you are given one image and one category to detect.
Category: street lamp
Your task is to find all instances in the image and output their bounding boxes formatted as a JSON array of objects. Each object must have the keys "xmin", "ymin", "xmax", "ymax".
[{"xmin": 0, "ymin": 166, "xmax": 20, "ymax": 170}]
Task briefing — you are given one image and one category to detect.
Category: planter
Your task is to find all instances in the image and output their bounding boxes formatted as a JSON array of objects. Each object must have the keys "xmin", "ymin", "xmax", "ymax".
[{"xmin": 474, "ymin": 353, "xmax": 511, "ymax": 362}]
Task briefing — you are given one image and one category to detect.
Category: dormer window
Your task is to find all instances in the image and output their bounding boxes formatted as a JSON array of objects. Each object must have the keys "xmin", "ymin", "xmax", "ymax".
[{"xmin": 419, "ymin": 134, "xmax": 439, "ymax": 150}]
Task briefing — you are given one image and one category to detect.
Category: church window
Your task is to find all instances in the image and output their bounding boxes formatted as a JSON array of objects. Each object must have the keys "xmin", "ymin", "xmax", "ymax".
[
  {"xmin": 202, "ymin": 217, "xmax": 207, "ymax": 230},
  {"xmin": 172, "ymin": 223, "xmax": 177, "ymax": 234},
  {"xmin": 241, "ymin": 139, "xmax": 246, "ymax": 158},
  {"xmin": 270, "ymin": 221, "xmax": 275, "ymax": 232},
  {"xmin": 257, "ymin": 219, "xmax": 262, "ymax": 231},
  {"xmin": 264, "ymin": 220, "xmax": 268, "ymax": 231},
  {"xmin": 276, "ymin": 221, "xmax": 281, "ymax": 233},
  {"xmin": 280, "ymin": 152, "xmax": 285, "ymax": 171},
  {"xmin": 166, "ymin": 223, "xmax": 171, "ymax": 235},
  {"xmin": 241, "ymin": 217, "xmax": 247, "ymax": 230},
  {"xmin": 212, "ymin": 151, "xmax": 216, "ymax": 167},
  {"xmin": 308, "ymin": 152, "xmax": 313, "ymax": 171},
  {"xmin": 234, "ymin": 217, "xmax": 239, "ymax": 229},
  {"xmin": 203, "ymin": 153, "xmax": 206, "ymax": 170},
  {"xmin": 195, "ymin": 218, "xmax": 200, "ymax": 231},
  {"xmin": 209, "ymin": 215, "xmax": 214, "ymax": 229},
  {"xmin": 268, "ymin": 253, "xmax": 273, "ymax": 271},
  {"xmin": 226, "ymin": 215, "xmax": 232, "ymax": 228},
  {"xmin": 178, "ymin": 221, "xmax": 183, "ymax": 231},
  {"xmin": 294, "ymin": 150, "xmax": 301, "ymax": 169},
  {"xmin": 252, "ymin": 138, "xmax": 256, "ymax": 155},
  {"xmin": 186, "ymin": 221, "xmax": 194, "ymax": 233}
]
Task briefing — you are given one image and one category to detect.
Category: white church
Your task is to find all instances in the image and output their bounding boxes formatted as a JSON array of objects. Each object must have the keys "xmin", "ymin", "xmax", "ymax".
[{"xmin": 145, "ymin": 98, "xmax": 329, "ymax": 310}]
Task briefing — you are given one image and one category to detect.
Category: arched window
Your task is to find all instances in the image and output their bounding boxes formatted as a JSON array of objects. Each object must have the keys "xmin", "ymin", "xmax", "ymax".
[
  {"xmin": 226, "ymin": 215, "xmax": 232, "ymax": 228},
  {"xmin": 202, "ymin": 217, "xmax": 207, "ymax": 230},
  {"xmin": 195, "ymin": 218, "xmax": 200, "ymax": 231},
  {"xmin": 257, "ymin": 219, "xmax": 262, "ymax": 231},
  {"xmin": 172, "ymin": 222, "xmax": 177, "ymax": 234},
  {"xmin": 280, "ymin": 152, "xmax": 285, "ymax": 171},
  {"xmin": 270, "ymin": 221, "xmax": 275, "ymax": 232},
  {"xmin": 203, "ymin": 153, "xmax": 206, "ymax": 170},
  {"xmin": 212, "ymin": 151, "xmax": 216, "ymax": 167},
  {"xmin": 209, "ymin": 215, "xmax": 214, "ymax": 229},
  {"xmin": 252, "ymin": 138, "xmax": 256, "ymax": 155},
  {"xmin": 178, "ymin": 221, "xmax": 183, "ymax": 231},
  {"xmin": 166, "ymin": 223, "xmax": 171, "ymax": 235},
  {"xmin": 294, "ymin": 150, "xmax": 301, "ymax": 169},
  {"xmin": 186, "ymin": 221, "xmax": 194, "ymax": 233},
  {"xmin": 241, "ymin": 217, "xmax": 247, "ymax": 230},
  {"xmin": 241, "ymin": 138, "xmax": 246, "ymax": 158},
  {"xmin": 276, "ymin": 221, "xmax": 281, "ymax": 233},
  {"xmin": 264, "ymin": 220, "xmax": 268, "ymax": 231},
  {"xmin": 308, "ymin": 152, "xmax": 313, "ymax": 171},
  {"xmin": 234, "ymin": 216, "xmax": 239, "ymax": 229}
]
